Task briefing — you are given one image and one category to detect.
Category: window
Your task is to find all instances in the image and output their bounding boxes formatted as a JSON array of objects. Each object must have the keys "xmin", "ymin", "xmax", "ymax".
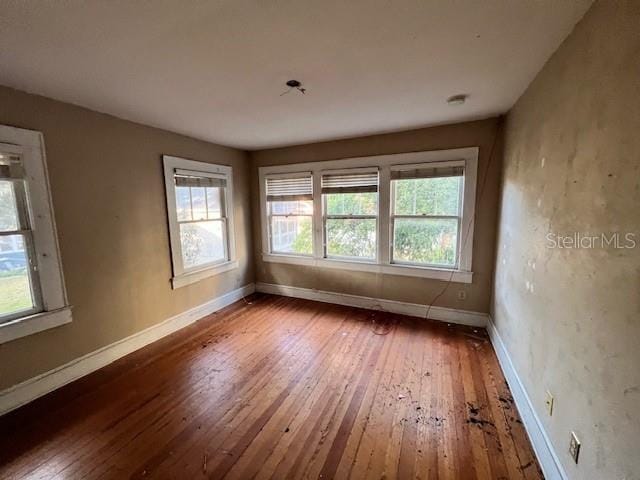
[
  {"xmin": 391, "ymin": 163, "xmax": 463, "ymax": 268},
  {"xmin": 163, "ymin": 156, "xmax": 236, "ymax": 288},
  {"xmin": 265, "ymin": 174, "xmax": 313, "ymax": 256},
  {"xmin": 259, "ymin": 148, "xmax": 477, "ymax": 283},
  {"xmin": 0, "ymin": 126, "xmax": 71, "ymax": 344},
  {"xmin": 322, "ymin": 170, "xmax": 378, "ymax": 260},
  {"xmin": 0, "ymin": 153, "xmax": 41, "ymax": 321}
]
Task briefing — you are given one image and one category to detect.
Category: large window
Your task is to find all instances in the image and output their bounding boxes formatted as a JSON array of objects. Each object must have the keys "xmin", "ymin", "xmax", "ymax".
[
  {"xmin": 259, "ymin": 148, "xmax": 477, "ymax": 283},
  {"xmin": 163, "ymin": 156, "xmax": 236, "ymax": 288},
  {"xmin": 322, "ymin": 170, "xmax": 378, "ymax": 260},
  {"xmin": 266, "ymin": 174, "xmax": 313, "ymax": 255},
  {"xmin": 0, "ymin": 126, "xmax": 71, "ymax": 344},
  {"xmin": 391, "ymin": 163, "xmax": 463, "ymax": 268}
]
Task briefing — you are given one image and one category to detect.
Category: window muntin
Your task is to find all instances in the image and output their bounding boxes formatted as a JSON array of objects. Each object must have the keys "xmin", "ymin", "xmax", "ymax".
[
  {"xmin": 173, "ymin": 171, "xmax": 229, "ymax": 271},
  {"xmin": 391, "ymin": 164, "xmax": 464, "ymax": 268},
  {"xmin": 0, "ymin": 152, "xmax": 42, "ymax": 323},
  {"xmin": 266, "ymin": 175, "xmax": 313, "ymax": 256},
  {"xmin": 322, "ymin": 171, "xmax": 378, "ymax": 260}
]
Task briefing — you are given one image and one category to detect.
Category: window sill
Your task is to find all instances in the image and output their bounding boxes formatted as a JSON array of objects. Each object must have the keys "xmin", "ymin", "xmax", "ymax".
[
  {"xmin": 171, "ymin": 260, "xmax": 238, "ymax": 289},
  {"xmin": 261, "ymin": 254, "xmax": 473, "ymax": 283},
  {"xmin": 0, "ymin": 306, "xmax": 73, "ymax": 345}
]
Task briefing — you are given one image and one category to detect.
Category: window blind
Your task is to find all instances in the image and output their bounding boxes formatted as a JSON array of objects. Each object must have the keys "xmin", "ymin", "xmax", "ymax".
[
  {"xmin": 0, "ymin": 153, "xmax": 24, "ymax": 179},
  {"xmin": 174, "ymin": 173, "xmax": 227, "ymax": 188},
  {"xmin": 266, "ymin": 175, "xmax": 313, "ymax": 201},
  {"xmin": 390, "ymin": 165, "xmax": 463, "ymax": 180},
  {"xmin": 321, "ymin": 171, "xmax": 378, "ymax": 194}
]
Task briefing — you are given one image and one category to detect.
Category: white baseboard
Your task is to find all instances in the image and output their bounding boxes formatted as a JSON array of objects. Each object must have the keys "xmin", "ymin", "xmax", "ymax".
[
  {"xmin": 255, "ymin": 282, "xmax": 488, "ymax": 328},
  {"xmin": 0, "ymin": 283, "xmax": 255, "ymax": 416},
  {"xmin": 487, "ymin": 318, "xmax": 567, "ymax": 480}
]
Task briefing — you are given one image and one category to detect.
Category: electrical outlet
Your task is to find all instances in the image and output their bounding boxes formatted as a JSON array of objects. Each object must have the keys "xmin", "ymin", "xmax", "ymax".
[
  {"xmin": 569, "ymin": 431, "xmax": 581, "ymax": 463},
  {"xmin": 457, "ymin": 290, "xmax": 467, "ymax": 300},
  {"xmin": 545, "ymin": 390, "xmax": 554, "ymax": 416}
]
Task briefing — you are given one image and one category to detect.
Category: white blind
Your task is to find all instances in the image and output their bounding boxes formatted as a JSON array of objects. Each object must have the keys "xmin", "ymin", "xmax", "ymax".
[
  {"xmin": 321, "ymin": 171, "xmax": 378, "ymax": 194},
  {"xmin": 174, "ymin": 173, "xmax": 227, "ymax": 188},
  {"xmin": 391, "ymin": 165, "xmax": 463, "ymax": 180},
  {"xmin": 0, "ymin": 153, "xmax": 23, "ymax": 180},
  {"xmin": 266, "ymin": 174, "xmax": 313, "ymax": 201}
]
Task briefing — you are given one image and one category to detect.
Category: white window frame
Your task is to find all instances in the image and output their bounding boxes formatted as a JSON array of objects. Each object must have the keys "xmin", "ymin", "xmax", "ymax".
[
  {"xmin": 266, "ymin": 171, "xmax": 314, "ymax": 257},
  {"xmin": 163, "ymin": 155, "xmax": 237, "ymax": 289},
  {"xmin": 321, "ymin": 167, "xmax": 380, "ymax": 263},
  {"xmin": 259, "ymin": 147, "xmax": 478, "ymax": 283},
  {"xmin": 389, "ymin": 160, "xmax": 465, "ymax": 270},
  {"xmin": 0, "ymin": 125, "xmax": 71, "ymax": 345}
]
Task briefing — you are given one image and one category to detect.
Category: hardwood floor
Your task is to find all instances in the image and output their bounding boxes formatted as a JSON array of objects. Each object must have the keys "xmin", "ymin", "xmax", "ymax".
[{"xmin": 0, "ymin": 294, "xmax": 542, "ymax": 479}]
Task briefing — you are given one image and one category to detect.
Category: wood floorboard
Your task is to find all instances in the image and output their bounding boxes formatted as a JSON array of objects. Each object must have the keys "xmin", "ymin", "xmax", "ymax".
[{"xmin": 0, "ymin": 294, "xmax": 543, "ymax": 479}]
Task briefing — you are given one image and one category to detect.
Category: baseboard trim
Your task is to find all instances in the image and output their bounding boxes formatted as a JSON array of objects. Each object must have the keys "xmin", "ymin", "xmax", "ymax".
[
  {"xmin": 255, "ymin": 282, "xmax": 488, "ymax": 327},
  {"xmin": 0, "ymin": 283, "xmax": 255, "ymax": 416},
  {"xmin": 487, "ymin": 318, "xmax": 567, "ymax": 480}
]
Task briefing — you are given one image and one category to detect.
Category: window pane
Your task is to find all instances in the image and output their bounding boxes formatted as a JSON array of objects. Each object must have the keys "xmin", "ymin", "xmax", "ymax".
[
  {"xmin": 325, "ymin": 192, "xmax": 377, "ymax": 216},
  {"xmin": 175, "ymin": 186, "xmax": 192, "ymax": 221},
  {"xmin": 190, "ymin": 187, "xmax": 207, "ymax": 220},
  {"xmin": 326, "ymin": 218, "xmax": 376, "ymax": 259},
  {"xmin": 270, "ymin": 200, "xmax": 313, "ymax": 215},
  {"xmin": 0, "ymin": 181, "xmax": 19, "ymax": 231},
  {"xmin": 393, "ymin": 218, "xmax": 458, "ymax": 267},
  {"xmin": 179, "ymin": 220, "xmax": 226, "ymax": 269},
  {"xmin": 271, "ymin": 216, "xmax": 312, "ymax": 255},
  {"xmin": 394, "ymin": 177, "xmax": 462, "ymax": 216},
  {"xmin": 206, "ymin": 187, "xmax": 223, "ymax": 219},
  {"xmin": 0, "ymin": 234, "xmax": 35, "ymax": 318}
]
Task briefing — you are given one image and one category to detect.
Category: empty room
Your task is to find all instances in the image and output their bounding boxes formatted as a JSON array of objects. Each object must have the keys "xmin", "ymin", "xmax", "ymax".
[{"xmin": 0, "ymin": 1, "xmax": 638, "ymax": 479}]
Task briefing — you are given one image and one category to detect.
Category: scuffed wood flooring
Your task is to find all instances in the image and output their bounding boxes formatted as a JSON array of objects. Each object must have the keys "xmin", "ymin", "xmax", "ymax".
[{"xmin": 0, "ymin": 294, "xmax": 542, "ymax": 479}]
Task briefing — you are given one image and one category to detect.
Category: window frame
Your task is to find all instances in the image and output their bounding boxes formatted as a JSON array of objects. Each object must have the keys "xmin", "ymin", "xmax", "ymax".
[
  {"xmin": 389, "ymin": 160, "xmax": 465, "ymax": 270},
  {"xmin": 321, "ymin": 168, "xmax": 380, "ymax": 263},
  {"xmin": 259, "ymin": 147, "xmax": 478, "ymax": 283},
  {"xmin": 0, "ymin": 126, "xmax": 71, "ymax": 345},
  {"xmin": 265, "ymin": 172, "xmax": 314, "ymax": 257},
  {"xmin": 163, "ymin": 155, "xmax": 237, "ymax": 289}
]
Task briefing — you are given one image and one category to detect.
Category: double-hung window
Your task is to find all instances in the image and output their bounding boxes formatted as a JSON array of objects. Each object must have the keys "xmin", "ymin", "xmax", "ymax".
[
  {"xmin": 0, "ymin": 152, "xmax": 41, "ymax": 321},
  {"xmin": 163, "ymin": 156, "xmax": 236, "ymax": 288},
  {"xmin": 0, "ymin": 125, "xmax": 71, "ymax": 344},
  {"xmin": 259, "ymin": 148, "xmax": 477, "ymax": 283},
  {"xmin": 265, "ymin": 173, "xmax": 313, "ymax": 256},
  {"xmin": 322, "ymin": 170, "xmax": 378, "ymax": 260},
  {"xmin": 390, "ymin": 162, "xmax": 464, "ymax": 268}
]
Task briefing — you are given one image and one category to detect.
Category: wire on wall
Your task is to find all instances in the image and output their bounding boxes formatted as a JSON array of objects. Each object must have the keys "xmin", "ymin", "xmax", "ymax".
[{"xmin": 424, "ymin": 117, "xmax": 504, "ymax": 321}]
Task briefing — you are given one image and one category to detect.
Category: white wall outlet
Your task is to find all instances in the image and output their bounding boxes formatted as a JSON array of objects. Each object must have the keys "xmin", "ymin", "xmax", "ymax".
[
  {"xmin": 457, "ymin": 290, "xmax": 467, "ymax": 300},
  {"xmin": 569, "ymin": 431, "xmax": 581, "ymax": 463},
  {"xmin": 545, "ymin": 390, "xmax": 554, "ymax": 416}
]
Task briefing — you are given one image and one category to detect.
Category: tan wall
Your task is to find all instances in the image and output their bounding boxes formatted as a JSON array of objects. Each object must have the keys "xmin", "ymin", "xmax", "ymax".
[
  {"xmin": 0, "ymin": 86, "xmax": 254, "ymax": 390},
  {"xmin": 250, "ymin": 118, "xmax": 502, "ymax": 313},
  {"xmin": 492, "ymin": 1, "xmax": 640, "ymax": 479}
]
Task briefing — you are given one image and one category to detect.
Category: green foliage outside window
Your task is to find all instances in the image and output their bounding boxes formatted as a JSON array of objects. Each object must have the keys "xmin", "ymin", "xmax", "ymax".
[
  {"xmin": 393, "ymin": 177, "xmax": 461, "ymax": 266},
  {"xmin": 287, "ymin": 176, "xmax": 462, "ymax": 266}
]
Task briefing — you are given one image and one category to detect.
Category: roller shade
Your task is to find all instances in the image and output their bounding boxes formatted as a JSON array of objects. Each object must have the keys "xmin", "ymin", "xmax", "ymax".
[
  {"xmin": 0, "ymin": 153, "xmax": 24, "ymax": 180},
  {"xmin": 174, "ymin": 173, "xmax": 227, "ymax": 188},
  {"xmin": 391, "ymin": 165, "xmax": 463, "ymax": 180},
  {"xmin": 321, "ymin": 171, "xmax": 378, "ymax": 194},
  {"xmin": 266, "ymin": 174, "xmax": 313, "ymax": 201}
]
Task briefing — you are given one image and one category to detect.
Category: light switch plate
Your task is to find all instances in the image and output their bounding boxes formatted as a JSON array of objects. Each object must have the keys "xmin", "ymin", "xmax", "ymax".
[{"xmin": 569, "ymin": 431, "xmax": 581, "ymax": 463}]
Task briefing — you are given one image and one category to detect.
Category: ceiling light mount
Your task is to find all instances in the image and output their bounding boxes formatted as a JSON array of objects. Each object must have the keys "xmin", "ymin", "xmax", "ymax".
[
  {"xmin": 281, "ymin": 79, "xmax": 306, "ymax": 96},
  {"xmin": 447, "ymin": 94, "xmax": 467, "ymax": 106}
]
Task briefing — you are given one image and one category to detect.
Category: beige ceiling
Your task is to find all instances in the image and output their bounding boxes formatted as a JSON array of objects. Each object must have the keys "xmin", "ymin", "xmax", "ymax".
[{"xmin": 0, "ymin": 0, "xmax": 592, "ymax": 150}]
